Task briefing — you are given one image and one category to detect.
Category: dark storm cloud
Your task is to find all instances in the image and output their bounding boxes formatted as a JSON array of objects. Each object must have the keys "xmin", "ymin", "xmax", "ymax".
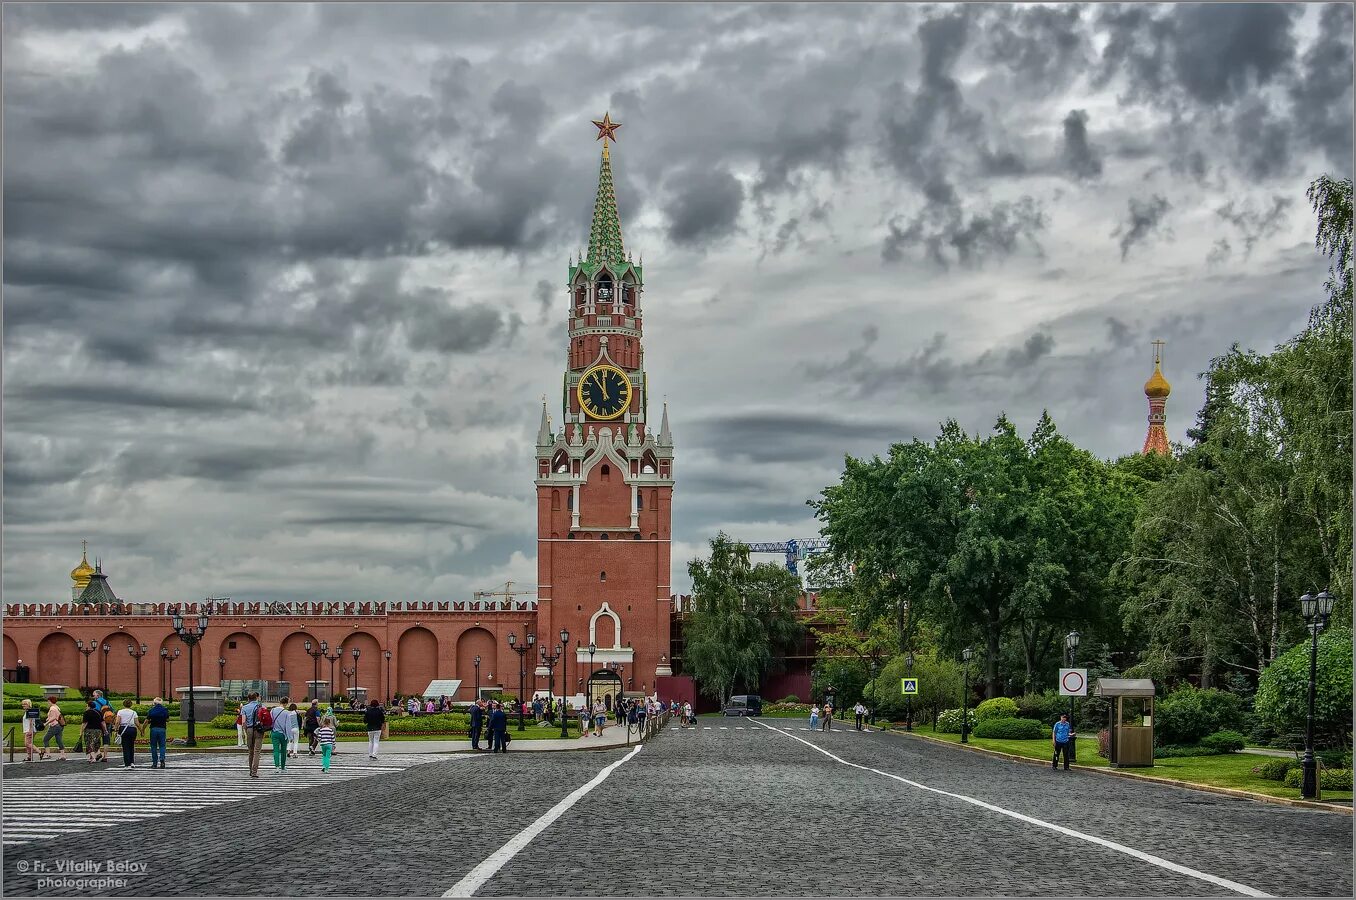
[
  {"xmin": 686, "ymin": 410, "xmax": 931, "ymax": 465},
  {"xmin": 664, "ymin": 165, "xmax": 744, "ymax": 246},
  {"xmin": 883, "ymin": 196, "xmax": 1047, "ymax": 269},
  {"xmin": 1213, "ymin": 196, "xmax": 1294, "ymax": 261},
  {"xmin": 1114, "ymin": 195, "xmax": 1173, "ymax": 261},
  {"xmin": 1061, "ymin": 110, "xmax": 1103, "ymax": 180},
  {"xmin": 3, "ymin": 2, "xmax": 167, "ymax": 32},
  {"xmin": 1290, "ymin": 4, "xmax": 1356, "ymax": 171},
  {"xmin": 974, "ymin": 4, "xmax": 1092, "ymax": 94},
  {"xmin": 7, "ymin": 382, "xmax": 260, "ymax": 414}
]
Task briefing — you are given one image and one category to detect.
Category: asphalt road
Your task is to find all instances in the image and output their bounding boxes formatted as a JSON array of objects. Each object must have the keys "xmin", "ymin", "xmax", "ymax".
[{"xmin": 2, "ymin": 721, "xmax": 1349, "ymax": 897}]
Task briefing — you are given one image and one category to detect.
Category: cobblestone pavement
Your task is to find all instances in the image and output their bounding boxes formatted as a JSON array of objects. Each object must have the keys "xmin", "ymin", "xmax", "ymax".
[{"xmin": 1, "ymin": 721, "xmax": 1349, "ymax": 897}]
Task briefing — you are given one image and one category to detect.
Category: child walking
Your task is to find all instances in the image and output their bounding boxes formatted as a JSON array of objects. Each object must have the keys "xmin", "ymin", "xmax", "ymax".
[{"xmin": 315, "ymin": 716, "xmax": 337, "ymax": 773}]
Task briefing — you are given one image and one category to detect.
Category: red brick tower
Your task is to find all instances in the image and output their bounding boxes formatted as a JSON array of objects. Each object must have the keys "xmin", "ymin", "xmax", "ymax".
[
  {"xmin": 533, "ymin": 114, "xmax": 674, "ymax": 708},
  {"xmin": 1141, "ymin": 339, "xmax": 1171, "ymax": 455}
]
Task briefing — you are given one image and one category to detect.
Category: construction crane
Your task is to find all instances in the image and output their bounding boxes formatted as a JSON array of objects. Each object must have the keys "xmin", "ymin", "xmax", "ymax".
[
  {"xmin": 473, "ymin": 581, "xmax": 537, "ymax": 604},
  {"xmin": 742, "ymin": 538, "xmax": 831, "ymax": 575}
]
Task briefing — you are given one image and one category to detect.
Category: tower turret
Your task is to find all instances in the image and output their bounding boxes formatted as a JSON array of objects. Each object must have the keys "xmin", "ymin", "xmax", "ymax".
[{"xmin": 1142, "ymin": 339, "xmax": 1171, "ymax": 455}]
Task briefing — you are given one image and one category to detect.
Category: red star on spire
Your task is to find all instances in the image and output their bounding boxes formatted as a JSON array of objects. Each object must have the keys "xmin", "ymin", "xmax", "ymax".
[{"xmin": 592, "ymin": 112, "xmax": 621, "ymax": 144}]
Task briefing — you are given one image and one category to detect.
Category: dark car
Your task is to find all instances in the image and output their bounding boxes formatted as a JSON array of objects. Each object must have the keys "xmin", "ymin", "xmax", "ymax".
[{"xmin": 722, "ymin": 695, "xmax": 762, "ymax": 717}]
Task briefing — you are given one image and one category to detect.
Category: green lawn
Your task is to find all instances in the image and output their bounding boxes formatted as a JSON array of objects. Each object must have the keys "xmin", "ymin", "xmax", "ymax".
[{"xmin": 897, "ymin": 725, "xmax": 1351, "ymax": 804}]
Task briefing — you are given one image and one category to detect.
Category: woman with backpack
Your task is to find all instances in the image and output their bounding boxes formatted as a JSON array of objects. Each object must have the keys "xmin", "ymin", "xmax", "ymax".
[{"xmin": 39, "ymin": 695, "xmax": 67, "ymax": 761}]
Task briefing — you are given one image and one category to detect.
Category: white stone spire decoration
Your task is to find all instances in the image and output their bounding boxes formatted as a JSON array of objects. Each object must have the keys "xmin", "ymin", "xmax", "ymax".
[
  {"xmin": 536, "ymin": 397, "xmax": 551, "ymax": 446},
  {"xmin": 658, "ymin": 400, "xmax": 673, "ymax": 447}
]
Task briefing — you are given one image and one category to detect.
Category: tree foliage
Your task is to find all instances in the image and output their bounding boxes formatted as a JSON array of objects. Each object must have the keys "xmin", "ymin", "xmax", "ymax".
[
  {"xmin": 1254, "ymin": 626, "xmax": 1353, "ymax": 742},
  {"xmin": 684, "ymin": 533, "xmax": 804, "ymax": 706}
]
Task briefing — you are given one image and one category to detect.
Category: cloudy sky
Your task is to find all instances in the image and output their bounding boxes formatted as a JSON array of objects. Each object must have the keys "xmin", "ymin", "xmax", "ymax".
[{"xmin": 3, "ymin": 2, "xmax": 1352, "ymax": 604}]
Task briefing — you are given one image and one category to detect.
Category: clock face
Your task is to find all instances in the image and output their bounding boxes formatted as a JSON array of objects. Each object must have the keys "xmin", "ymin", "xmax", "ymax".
[{"xmin": 578, "ymin": 364, "xmax": 632, "ymax": 420}]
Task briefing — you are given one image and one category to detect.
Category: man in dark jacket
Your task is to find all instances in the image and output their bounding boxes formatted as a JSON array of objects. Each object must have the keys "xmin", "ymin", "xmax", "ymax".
[
  {"xmin": 469, "ymin": 700, "xmax": 485, "ymax": 750},
  {"xmin": 489, "ymin": 702, "xmax": 509, "ymax": 753}
]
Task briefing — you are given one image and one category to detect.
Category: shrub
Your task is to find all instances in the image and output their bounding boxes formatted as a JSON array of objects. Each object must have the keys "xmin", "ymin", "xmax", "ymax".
[
  {"xmin": 1320, "ymin": 749, "xmax": 1353, "ymax": 769},
  {"xmin": 1252, "ymin": 758, "xmax": 1301, "ymax": 781},
  {"xmin": 1015, "ymin": 692, "xmax": 1065, "ymax": 724},
  {"xmin": 210, "ymin": 714, "xmax": 238, "ymax": 729},
  {"xmin": 777, "ymin": 695, "xmax": 801, "ymax": 705},
  {"xmin": 1268, "ymin": 733, "xmax": 1306, "ymax": 751},
  {"xmin": 1283, "ymin": 767, "xmax": 1353, "ymax": 791},
  {"xmin": 1154, "ymin": 745, "xmax": 1223, "ymax": 758},
  {"xmin": 1199, "ymin": 730, "xmax": 1246, "ymax": 753},
  {"xmin": 973, "ymin": 717, "xmax": 1045, "ymax": 739},
  {"xmin": 1256, "ymin": 627, "xmax": 1352, "ymax": 742},
  {"xmin": 936, "ymin": 708, "xmax": 976, "ymax": 734},
  {"xmin": 388, "ymin": 713, "xmax": 470, "ymax": 733},
  {"xmin": 1154, "ymin": 686, "xmax": 1248, "ymax": 746},
  {"xmin": 1096, "ymin": 728, "xmax": 1110, "ymax": 759},
  {"xmin": 975, "ymin": 697, "xmax": 1020, "ymax": 722}
]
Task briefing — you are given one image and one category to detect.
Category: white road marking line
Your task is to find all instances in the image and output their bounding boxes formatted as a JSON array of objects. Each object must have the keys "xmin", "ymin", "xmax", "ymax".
[
  {"xmin": 443, "ymin": 745, "xmax": 644, "ymax": 898},
  {"xmin": 753, "ymin": 720, "xmax": 1272, "ymax": 899}
]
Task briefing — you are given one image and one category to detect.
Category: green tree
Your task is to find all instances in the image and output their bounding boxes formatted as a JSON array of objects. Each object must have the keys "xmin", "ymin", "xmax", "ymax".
[
  {"xmin": 811, "ymin": 609, "xmax": 896, "ymax": 711},
  {"xmin": 871, "ymin": 649, "xmax": 964, "ymax": 727},
  {"xmin": 684, "ymin": 533, "xmax": 804, "ymax": 706},
  {"xmin": 1254, "ymin": 626, "xmax": 1353, "ymax": 744}
]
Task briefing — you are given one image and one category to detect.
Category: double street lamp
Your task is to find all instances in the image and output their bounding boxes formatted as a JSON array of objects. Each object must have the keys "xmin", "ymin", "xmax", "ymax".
[
  {"xmin": 75, "ymin": 639, "xmax": 98, "ymax": 699},
  {"xmin": 305, "ymin": 641, "xmax": 325, "ymax": 703},
  {"xmin": 127, "ymin": 643, "xmax": 148, "ymax": 704},
  {"xmin": 162, "ymin": 647, "xmax": 180, "ymax": 701},
  {"xmin": 323, "ymin": 643, "xmax": 343, "ymax": 700},
  {"xmin": 538, "ymin": 627, "xmax": 570, "ymax": 738},
  {"xmin": 1300, "ymin": 589, "xmax": 1335, "ymax": 800},
  {"xmin": 170, "ymin": 607, "xmax": 210, "ymax": 747},
  {"xmin": 508, "ymin": 630, "xmax": 536, "ymax": 732},
  {"xmin": 351, "ymin": 647, "xmax": 362, "ymax": 702},
  {"xmin": 960, "ymin": 647, "xmax": 974, "ymax": 744}
]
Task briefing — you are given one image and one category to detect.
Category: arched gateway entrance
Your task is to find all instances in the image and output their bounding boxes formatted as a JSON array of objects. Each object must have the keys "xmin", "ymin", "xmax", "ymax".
[{"xmin": 587, "ymin": 669, "xmax": 623, "ymax": 712}]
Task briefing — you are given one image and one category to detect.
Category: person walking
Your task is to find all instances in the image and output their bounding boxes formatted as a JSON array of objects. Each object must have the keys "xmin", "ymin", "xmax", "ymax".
[
  {"xmin": 682, "ymin": 701, "xmax": 694, "ymax": 728},
  {"xmin": 115, "ymin": 699, "xmax": 139, "ymax": 767},
  {"xmin": 234, "ymin": 705, "xmax": 247, "ymax": 748},
  {"xmin": 578, "ymin": 702, "xmax": 590, "ymax": 738},
  {"xmin": 287, "ymin": 702, "xmax": 301, "ymax": 758},
  {"xmin": 809, "ymin": 704, "xmax": 820, "ymax": 731},
  {"xmin": 1052, "ymin": 713, "xmax": 1074, "ymax": 771},
  {"xmin": 145, "ymin": 697, "xmax": 170, "ymax": 769},
  {"xmin": 821, "ymin": 701, "xmax": 833, "ymax": 732},
  {"xmin": 469, "ymin": 700, "xmax": 485, "ymax": 751},
  {"xmin": 489, "ymin": 702, "xmax": 508, "ymax": 753},
  {"xmin": 592, "ymin": 699, "xmax": 606, "ymax": 737},
  {"xmin": 270, "ymin": 696, "xmax": 296, "ymax": 772},
  {"xmin": 39, "ymin": 696, "xmax": 67, "ymax": 761},
  {"xmin": 364, "ymin": 698, "xmax": 385, "ymax": 760},
  {"xmin": 315, "ymin": 715, "xmax": 337, "ymax": 772},
  {"xmin": 854, "ymin": 702, "xmax": 866, "ymax": 731},
  {"xmin": 80, "ymin": 699, "xmax": 105, "ymax": 763},
  {"xmin": 19, "ymin": 699, "xmax": 41, "ymax": 762},
  {"xmin": 240, "ymin": 691, "xmax": 266, "ymax": 778},
  {"xmin": 305, "ymin": 701, "xmax": 321, "ymax": 756}
]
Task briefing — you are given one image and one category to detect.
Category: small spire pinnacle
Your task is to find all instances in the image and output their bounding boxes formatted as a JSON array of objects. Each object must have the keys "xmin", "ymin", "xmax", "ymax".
[
  {"xmin": 659, "ymin": 399, "xmax": 672, "ymax": 446},
  {"xmin": 537, "ymin": 397, "xmax": 552, "ymax": 446}
]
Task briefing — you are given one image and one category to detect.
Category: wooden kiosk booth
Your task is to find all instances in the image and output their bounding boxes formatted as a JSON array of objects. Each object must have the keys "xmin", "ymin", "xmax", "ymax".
[{"xmin": 1095, "ymin": 677, "xmax": 1156, "ymax": 768}]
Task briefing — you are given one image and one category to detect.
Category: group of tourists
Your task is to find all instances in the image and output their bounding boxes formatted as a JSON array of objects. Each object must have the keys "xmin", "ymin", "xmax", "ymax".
[
  {"xmin": 236, "ymin": 692, "xmax": 372, "ymax": 777},
  {"xmin": 18, "ymin": 691, "xmax": 173, "ymax": 769},
  {"xmin": 467, "ymin": 699, "xmax": 512, "ymax": 752}
]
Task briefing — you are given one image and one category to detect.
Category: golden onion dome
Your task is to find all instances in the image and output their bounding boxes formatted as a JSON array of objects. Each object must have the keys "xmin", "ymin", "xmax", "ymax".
[
  {"xmin": 70, "ymin": 543, "xmax": 95, "ymax": 590},
  {"xmin": 1144, "ymin": 362, "xmax": 1171, "ymax": 399}
]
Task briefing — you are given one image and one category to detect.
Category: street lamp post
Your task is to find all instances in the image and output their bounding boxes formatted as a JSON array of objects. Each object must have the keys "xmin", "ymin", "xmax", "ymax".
[
  {"xmin": 508, "ymin": 630, "xmax": 536, "ymax": 732},
  {"xmin": 351, "ymin": 647, "xmax": 361, "ymax": 703},
  {"xmin": 1300, "ymin": 589, "xmax": 1335, "ymax": 800},
  {"xmin": 961, "ymin": 647, "xmax": 974, "ymax": 744},
  {"xmin": 127, "ymin": 644, "xmax": 148, "ymax": 703},
  {"xmin": 587, "ymin": 642, "xmax": 597, "ymax": 712},
  {"xmin": 76, "ymin": 640, "xmax": 97, "ymax": 699},
  {"xmin": 343, "ymin": 667, "xmax": 354, "ymax": 695},
  {"xmin": 100, "ymin": 643, "xmax": 111, "ymax": 692},
  {"xmin": 164, "ymin": 648, "xmax": 180, "ymax": 702},
  {"xmin": 323, "ymin": 643, "xmax": 342, "ymax": 700},
  {"xmin": 305, "ymin": 641, "xmax": 325, "ymax": 703},
  {"xmin": 170, "ymin": 607, "xmax": 210, "ymax": 747},
  {"xmin": 558, "ymin": 628, "xmax": 570, "ymax": 738},
  {"xmin": 383, "ymin": 650, "xmax": 392, "ymax": 703},
  {"xmin": 539, "ymin": 643, "xmax": 563, "ymax": 734},
  {"xmin": 474, "ymin": 655, "xmax": 481, "ymax": 701},
  {"xmin": 1065, "ymin": 630, "xmax": 1080, "ymax": 760},
  {"xmin": 904, "ymin": 651, "xmax": 915, "ymax": 732}
]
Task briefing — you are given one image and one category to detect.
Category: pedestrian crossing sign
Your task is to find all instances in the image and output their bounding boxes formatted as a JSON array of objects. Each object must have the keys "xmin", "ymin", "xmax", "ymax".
[{"xmin": 901, "ymin": 678, "xmax": 919, "ymax": 695}]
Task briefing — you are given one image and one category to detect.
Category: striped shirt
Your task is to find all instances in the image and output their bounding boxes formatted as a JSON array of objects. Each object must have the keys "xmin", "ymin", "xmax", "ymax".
[{"xmin": 314, "ymin": 726, "xmax": 336, "ymax": 745}]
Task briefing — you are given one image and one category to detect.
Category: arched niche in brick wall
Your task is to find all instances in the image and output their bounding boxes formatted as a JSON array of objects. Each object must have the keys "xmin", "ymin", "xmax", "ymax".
[
  {"xmin": 37, "ymin": 632, "xmax": 79, "ymax": 687},
  {"xmin": 397, "ymin": 626, "xmax": 438, "ymax": 696},
  {"xmin": 218, "ymin": 631, "xmax": 261, "ymax": 683}
]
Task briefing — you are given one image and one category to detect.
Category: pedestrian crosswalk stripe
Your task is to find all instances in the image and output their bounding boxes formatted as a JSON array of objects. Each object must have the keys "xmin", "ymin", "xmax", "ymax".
[{"xmin": 1, "ymin": 753, "xmax": 456, "ymax": 847}]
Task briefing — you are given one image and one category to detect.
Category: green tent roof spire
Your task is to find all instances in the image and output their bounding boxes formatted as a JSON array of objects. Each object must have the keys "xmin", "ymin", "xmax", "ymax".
[{"xmin": 586, "ymin": 113, "xmax": 625, "ymax": 267}]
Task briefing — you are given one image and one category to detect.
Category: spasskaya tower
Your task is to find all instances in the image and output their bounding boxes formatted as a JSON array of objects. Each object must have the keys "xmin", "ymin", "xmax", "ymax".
[{"xmin": 533, "ymin": 114, "xmax": 674, "ymax": 705}]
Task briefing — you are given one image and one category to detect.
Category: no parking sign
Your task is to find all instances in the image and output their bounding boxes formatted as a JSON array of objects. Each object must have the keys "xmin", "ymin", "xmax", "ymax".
[{"xmin": 1059, "ymin": 668, "xmax": 1088, "ymax": 696}]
